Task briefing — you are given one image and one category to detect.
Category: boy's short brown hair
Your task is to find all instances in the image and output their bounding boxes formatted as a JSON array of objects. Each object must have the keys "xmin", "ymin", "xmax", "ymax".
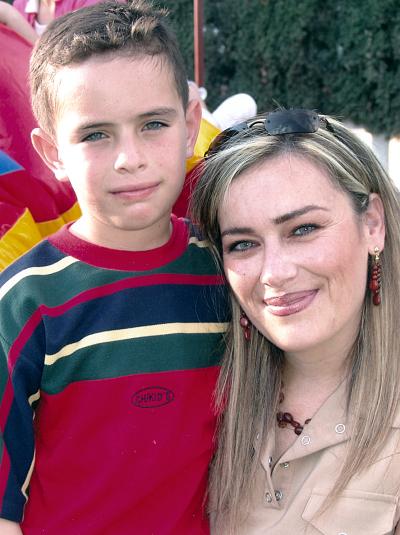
[{"xmin": 30, "ymin": 0, "xmax": 189, "ymax": 138}]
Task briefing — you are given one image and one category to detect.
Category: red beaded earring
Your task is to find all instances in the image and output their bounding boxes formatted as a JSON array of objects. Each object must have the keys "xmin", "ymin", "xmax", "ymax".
[
  {"xmin": 369, "ymin": 247, "xmax": 381, "ymax": 306},
  {"xmin": 239, "ymin": 311, "xmax": 251, "ymax": 341}
]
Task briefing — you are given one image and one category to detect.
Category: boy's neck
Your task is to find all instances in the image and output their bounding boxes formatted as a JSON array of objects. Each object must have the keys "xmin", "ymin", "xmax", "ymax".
[{"xmin": 69, "ymin": 215, "xmax": 173, "ymax": 252}]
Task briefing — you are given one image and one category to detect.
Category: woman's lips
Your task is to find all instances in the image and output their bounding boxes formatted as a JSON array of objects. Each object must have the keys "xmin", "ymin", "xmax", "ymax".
[{"xmin": 264, "ymin": 290, "xmax": 318, "ymax": 316}]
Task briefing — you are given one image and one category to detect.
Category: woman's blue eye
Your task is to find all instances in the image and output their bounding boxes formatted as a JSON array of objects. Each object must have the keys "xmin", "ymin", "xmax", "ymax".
[
  {"xmin": 229, "ymin": 241, "xmax": 254, "ymax": 252},
  {"xmin": 83, "ymin": 132, "xmax": 106, "ymax": 142},
  {"xmin": 293, "ymin": 224, "xmax": 318, "ymax": 236}
]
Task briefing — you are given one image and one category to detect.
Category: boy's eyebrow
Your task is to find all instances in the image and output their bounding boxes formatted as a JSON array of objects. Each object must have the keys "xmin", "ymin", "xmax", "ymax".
[
  {"xmin": 76, "ymin": 121, "xmax": 113, "ymax": 133},
  {"xmin": 220, "ymin": 205, "xmax": 327, "ymax": 237},
  {"xmin": 138, "ymin": 107, "xmax": 179, "ymax": 119}
]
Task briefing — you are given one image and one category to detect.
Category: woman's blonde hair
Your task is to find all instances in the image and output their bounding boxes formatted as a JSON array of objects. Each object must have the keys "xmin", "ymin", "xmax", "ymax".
[{"xmin": 191, "ymin": 113, "xmax": 400, "ymax": 531}]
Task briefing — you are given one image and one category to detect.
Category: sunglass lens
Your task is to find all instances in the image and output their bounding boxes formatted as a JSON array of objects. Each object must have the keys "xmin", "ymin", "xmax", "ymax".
[{"xmin": 266, "ymin": 109, "xmax": 319, "ymax": 135}]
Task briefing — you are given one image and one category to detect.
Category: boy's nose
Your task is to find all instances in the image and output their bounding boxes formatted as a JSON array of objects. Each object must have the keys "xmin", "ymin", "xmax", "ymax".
[{"xmin": 114, "ymin": 137, "xmax": 146, "ymax": 172}]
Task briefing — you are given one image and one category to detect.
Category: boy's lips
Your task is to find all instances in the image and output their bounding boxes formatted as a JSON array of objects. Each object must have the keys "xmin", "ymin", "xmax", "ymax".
[
  {"xmin": 111, "ymin": 182, "xmax": 160, "ymax": 199},
  {"xmin": 263, "ymin": 290, "xmax": 318, "ymax": 316}
]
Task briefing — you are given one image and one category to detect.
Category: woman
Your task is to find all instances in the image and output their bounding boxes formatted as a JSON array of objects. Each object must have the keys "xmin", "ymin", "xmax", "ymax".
[{"xmin": 191, "ymin": 109, "xmax": 400, "ymax": 534}]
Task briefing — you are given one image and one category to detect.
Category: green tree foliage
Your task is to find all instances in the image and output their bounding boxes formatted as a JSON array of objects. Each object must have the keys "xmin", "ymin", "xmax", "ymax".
[{"xmin": 159, "ymin": 0, "xmax": 400, "ymax": 136}]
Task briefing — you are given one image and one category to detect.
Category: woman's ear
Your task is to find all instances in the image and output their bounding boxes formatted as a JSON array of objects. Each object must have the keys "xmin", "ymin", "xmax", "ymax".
[
  {"xmin": 364, "ymin": 193, "xmax": 385, "ymax": 252},
  {"xmin": 31, "ymin": 128, "xmax": 69, "ymax": 181}
]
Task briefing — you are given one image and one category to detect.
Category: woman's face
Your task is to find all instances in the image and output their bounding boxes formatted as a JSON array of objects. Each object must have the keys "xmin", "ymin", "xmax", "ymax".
[{"xmin": 218, "ymin": 154, "xmax": 384, "ymax": 359}]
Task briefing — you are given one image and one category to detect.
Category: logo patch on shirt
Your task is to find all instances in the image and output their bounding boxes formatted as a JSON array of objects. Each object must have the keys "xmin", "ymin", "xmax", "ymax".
[{"xmin": 132, "ymin": 386, "xmax": 175, "ymax": 408}]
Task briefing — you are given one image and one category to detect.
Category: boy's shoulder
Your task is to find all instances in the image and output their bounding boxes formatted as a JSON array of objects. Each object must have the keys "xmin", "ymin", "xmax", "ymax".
[{"xmin": 0, "ymin": 233, "xmax": 68, "ymax": 288}]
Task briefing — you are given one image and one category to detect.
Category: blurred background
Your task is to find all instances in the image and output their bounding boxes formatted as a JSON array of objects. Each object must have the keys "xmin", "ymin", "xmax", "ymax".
[{"xmin": 157, "ymin": 0, "xmax": 400, "ymax": 183}]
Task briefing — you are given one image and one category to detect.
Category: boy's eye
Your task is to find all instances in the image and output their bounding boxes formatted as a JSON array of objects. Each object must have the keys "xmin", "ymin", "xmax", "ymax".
[
  {"xmin": 82, "ymin": 131, "xmax": 106, "ymax": 142},
  {"xmin": 292, "ymin": 224, "xmax": 319, "ymax": 236},
  {"xmin": 143, "ymin": 120, "xmax": 167, "ymax": 131}
]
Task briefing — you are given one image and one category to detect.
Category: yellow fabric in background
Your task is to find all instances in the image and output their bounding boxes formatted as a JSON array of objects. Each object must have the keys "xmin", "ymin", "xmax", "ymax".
[{"xmin": 0, "ymin": 203, "xmax": 81, "ymax": 271}]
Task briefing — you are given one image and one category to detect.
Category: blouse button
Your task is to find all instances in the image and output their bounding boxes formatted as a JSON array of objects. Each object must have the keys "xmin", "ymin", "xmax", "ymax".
[
  {"xmin": 301, "ymin": 435, "xmax": 311, "ymax": 446},
  {"xmin": 275, "ymin": 490, "xmax": 283, "ymax": 501},
  {"xmin": 268, "ymin": 456, "xmax": 273, "ymax": 467},
  {"xmin": 335, "ymin": 423, "xmax": 346, "ymax": 434},
  {"xmin": 280, "ymin": 462, "xmax": 290, "ymax": 469},
  {"xmin": 265, "ymin": 492, "xmax": 273, "ymax": 503}
]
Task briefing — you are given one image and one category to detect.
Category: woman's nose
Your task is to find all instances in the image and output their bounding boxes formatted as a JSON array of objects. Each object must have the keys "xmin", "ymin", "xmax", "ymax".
[{"xmin": 259, "ymin": 246, "xmax": 298, "ymax": 288}]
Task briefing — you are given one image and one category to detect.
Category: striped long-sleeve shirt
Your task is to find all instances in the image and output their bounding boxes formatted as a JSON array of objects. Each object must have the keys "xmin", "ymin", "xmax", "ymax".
[{"xmin": 0, "ymin": 215, "xmax": 229, "ymax": 534}]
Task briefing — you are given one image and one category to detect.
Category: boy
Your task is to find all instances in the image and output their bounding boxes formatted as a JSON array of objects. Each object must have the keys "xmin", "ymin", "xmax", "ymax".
[{"xmin": 0, "ymin": 2, "xmax": 229, "ymax": 533}]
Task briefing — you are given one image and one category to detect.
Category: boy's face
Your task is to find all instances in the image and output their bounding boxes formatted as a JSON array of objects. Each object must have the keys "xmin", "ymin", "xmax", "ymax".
[{"xmin": 33, "ymin": 54, "xmax": 201, "ymax": 250}]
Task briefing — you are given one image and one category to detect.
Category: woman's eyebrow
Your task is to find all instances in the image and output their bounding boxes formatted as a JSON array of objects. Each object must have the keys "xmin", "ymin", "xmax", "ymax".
[
  {"xmin": 272, "ymin": 205, "xmax": 328, "ymax": 225},
  {"xmin": 220, "ymin": 205, "xmax": 328, "ymax": 238},
  {"xmin": 221, "ymin": 227, "xmax": 253, "ymax": 238}
]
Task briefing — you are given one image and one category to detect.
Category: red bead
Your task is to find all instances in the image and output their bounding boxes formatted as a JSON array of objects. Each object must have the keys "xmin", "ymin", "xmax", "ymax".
[
  {"xmin": 240, "ymin": 316, "xmax": 249, "ymax": 327},
  {"xmin": 277, "ymin": 390, "xmax": 312, "ymax": 435},
  {"xmin": 373, "ymin": 293, "xmax": 381, "ymax": 305},
  {"xmin": 369, "ymin": 279, "xmax": 379, "ymax": 291}
]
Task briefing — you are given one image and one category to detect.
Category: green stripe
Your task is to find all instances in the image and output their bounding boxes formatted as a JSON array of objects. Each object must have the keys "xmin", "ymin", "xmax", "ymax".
[{"xmin": 41, "ymin": 332, "xmax": 225, "ymax": 395}]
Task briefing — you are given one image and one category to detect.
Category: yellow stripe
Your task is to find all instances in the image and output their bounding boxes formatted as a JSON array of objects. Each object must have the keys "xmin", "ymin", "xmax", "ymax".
[
  {"xmin": 188, "ymin": 236, "xmax": 211, "ymax": 248},
  {"xmin": 0, "ymin": 256, "xmax": 79, "ymax": 301},
  {"xmin": 22, "ymin": 451, "xmax": 35, "ymax": 499},
  {"xmin": 28, "ymin": 390, "xmax": 41, "ymax": 406},
  {"xmin": 21, "ymin": 390, "xmax": 40, "ymax": 499},
  {"xmin": 45, "ymin": 322, "xmax": 229, "ymax": 365}
]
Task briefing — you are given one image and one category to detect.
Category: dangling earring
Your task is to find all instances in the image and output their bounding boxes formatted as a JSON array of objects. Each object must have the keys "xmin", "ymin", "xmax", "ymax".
[
  {"xmin": 369, "ymin": 247, "xmax": 382, "ymax": 306},
  {"xmin": 240, "ymin": 311, "xmax": 251, "ymax": 341}
]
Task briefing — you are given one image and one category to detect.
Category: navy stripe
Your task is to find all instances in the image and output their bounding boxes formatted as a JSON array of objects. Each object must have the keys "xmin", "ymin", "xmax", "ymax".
[{"xmin": 43, "ymin": 283, "xmax": 228, "ymax": 355}]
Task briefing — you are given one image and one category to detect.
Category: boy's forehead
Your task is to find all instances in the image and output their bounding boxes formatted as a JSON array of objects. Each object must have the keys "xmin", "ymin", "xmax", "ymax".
[
  {"xmin": 52, "ymin": 53, "xmax": 183, "ymax": 131},
  {"xmin": 55, "ymin": 52, "xmax": 174, "ymax": 87}
]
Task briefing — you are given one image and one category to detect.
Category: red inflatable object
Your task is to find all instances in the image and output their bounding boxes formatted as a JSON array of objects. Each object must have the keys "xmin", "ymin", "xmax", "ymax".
[
  {"xmin": 0, "ymin": 23, "xmax": 76, "ymax": 209},
  {"xmin": 0, "ymin": 24, "xmax": 79, "ymax": 270}
]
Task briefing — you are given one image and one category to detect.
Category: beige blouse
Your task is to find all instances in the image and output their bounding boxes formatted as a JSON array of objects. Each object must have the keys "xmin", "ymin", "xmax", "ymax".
[{"xmin": 217, "ymin": 381, "xmax": 400, "ymax": 534}]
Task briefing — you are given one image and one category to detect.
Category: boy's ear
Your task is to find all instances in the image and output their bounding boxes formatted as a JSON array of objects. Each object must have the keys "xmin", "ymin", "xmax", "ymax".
[
  {"xmin": 184, "ymin": 98, "xmax": 202, "ymax": 158},
  {"xmin": 31, "ymin": 128, "xmax": 69, "ymax": 181}
]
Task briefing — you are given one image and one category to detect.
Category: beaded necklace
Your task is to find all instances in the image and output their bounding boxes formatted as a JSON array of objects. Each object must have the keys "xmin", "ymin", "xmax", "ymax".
[{"xmin": 276, "ymin": 388, "xmax": 311, "ymax": 436}]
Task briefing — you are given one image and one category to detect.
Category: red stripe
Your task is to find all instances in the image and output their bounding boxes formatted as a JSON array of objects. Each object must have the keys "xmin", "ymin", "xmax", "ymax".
[
  {"xmin": 7, "ymin": 272, "xmax": 225, "ymax": 371},
  {"xmin": 8, "ymin": 309, "xmax": 43, "ymax": 371},
  {"xmin": 0, "ymin": 417, "xmax": 12, "ymax": 507},
  {"xmin": 0, "ymin": 379, "xmax": 15, "ymax": 430}
]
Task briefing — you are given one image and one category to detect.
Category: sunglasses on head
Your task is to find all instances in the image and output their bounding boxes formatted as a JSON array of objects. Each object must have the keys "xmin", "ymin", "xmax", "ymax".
[{"xmin": 204, "ymin": 108, "xmax": 333, "ymax": 159}]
